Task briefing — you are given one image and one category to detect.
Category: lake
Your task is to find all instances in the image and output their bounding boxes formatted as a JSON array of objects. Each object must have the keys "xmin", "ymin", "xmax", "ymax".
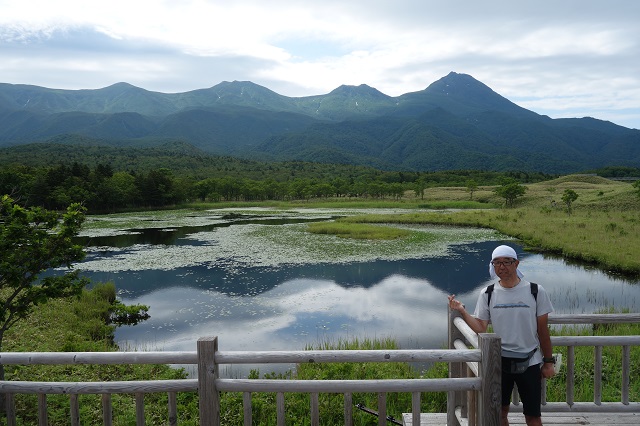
[{"xmin": 75, "ymin": 207, "xmax": 640, "ymax": 375}]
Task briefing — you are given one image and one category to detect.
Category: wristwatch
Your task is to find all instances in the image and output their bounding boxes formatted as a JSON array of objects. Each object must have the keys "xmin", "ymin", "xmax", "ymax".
[{"xmin": 543, "ymin": 356, "xmax": 556, "ymax": 364}]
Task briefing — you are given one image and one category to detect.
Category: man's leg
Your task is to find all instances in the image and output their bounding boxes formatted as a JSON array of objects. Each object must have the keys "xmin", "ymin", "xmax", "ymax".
[
  {"xmin": 501, "ymin": 405, "xmax": 511, "ymax": 426},
  {"xmin": 501, "ymin": 367, "xmax": 515, "ymax": 426},
  {"xmin": 516, "ymin": 364, "xmax": 543, "ymax": 426},
  {"xmin": 524, "ymin": 414, "xmax": 542, "ymax": 426}
]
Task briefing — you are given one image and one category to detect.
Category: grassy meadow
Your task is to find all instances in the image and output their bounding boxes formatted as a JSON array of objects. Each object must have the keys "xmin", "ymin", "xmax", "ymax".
[{"xmin": 333, "ymin": 175, "xmax": 640, "ymax": 275}]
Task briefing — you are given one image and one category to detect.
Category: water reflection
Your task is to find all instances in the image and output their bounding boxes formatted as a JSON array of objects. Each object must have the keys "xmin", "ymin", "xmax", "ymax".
[{"xmin": 72, "ymin": 213, "xmax": 640, "ymax": 378}]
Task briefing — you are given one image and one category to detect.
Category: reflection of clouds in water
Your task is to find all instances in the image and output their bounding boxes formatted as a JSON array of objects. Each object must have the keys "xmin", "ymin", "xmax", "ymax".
[
  {"xmin": 116, "ymin": 275, "xmax": 451, "ymax": 355},
  {"xmin": 516, "ymin": 254, "xmax": 639, "ymax": 314},
  {"xmin": 448, "ymin": 254, "xmax": 640, "ymax": 316}
]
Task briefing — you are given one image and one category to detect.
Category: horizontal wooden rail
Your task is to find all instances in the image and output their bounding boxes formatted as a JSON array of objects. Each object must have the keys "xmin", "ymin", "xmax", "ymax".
[
  {"xmin": 0, "ymin": 351, "xmax": 196, "ymax": 365},
  {"xmin": 512, "ymin": 402, "xmax": 640, "ymax": 412},
  {"xmin": 216, "ymin": 349, "xmax": 481, "ymax": 364},
  {"xmin": 548, "ymin": 313, "xmax": 640, "ymax": 324},
  {"xmin": 0, "ymin": 349, "xmax": 479, "ymax": 366},
  {"xmin": 0, "ymin": 379, "xmax": 198, "ymax": 394},
  {"xmin": 551, "ymin": 335, "xmax": 640, "ymax": 346},
  {"xmin": 215, "ymin": 377, "xmax": 482, "ymax": 393}
]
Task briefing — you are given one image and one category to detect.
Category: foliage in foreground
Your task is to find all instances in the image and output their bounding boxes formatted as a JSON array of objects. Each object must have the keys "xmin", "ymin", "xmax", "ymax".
[{"xmin": 4, "ymin": 283, "xmax": 197, "ymax": 426}]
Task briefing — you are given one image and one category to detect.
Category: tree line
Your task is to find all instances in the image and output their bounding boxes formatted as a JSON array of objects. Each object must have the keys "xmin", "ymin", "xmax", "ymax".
[{"xmin": 0, "ymin": 162, "xmax": 555, "ymax": 212}]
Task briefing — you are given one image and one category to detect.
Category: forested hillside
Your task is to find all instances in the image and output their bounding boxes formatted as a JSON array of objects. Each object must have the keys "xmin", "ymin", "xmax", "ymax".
[
  {"xmin": 1, "ymin": 72, "xmax": 639, "ymax": 174},
  {"xmin": 0, "ymin": 139, "xmax": 563, "ymax": 212}
]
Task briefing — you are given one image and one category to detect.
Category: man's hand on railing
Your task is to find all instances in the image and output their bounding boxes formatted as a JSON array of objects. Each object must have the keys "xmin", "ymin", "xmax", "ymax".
[
  {"xmin": 448, "ymin": 294, "xmax": 489, "ymax": 334},
  {"xmin": 448, "ymin": 294, "xmax": 465, "ymax": 312}
]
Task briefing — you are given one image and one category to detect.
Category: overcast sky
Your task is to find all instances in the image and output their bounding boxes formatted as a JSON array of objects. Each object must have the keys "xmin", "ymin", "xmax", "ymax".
[{"xmin": 1, "ymin": 0, "xmax": 639, "ymax": 129}]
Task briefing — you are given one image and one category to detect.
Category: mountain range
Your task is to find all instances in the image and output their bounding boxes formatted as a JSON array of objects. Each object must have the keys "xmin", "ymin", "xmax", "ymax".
[{"xmin": 1, "ymin": 72, "xmax": 638, "ymax": 174}]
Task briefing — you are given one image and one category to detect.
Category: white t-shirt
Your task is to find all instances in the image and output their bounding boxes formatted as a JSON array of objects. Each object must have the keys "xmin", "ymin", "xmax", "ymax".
[{"xmin": 473, "ymin": 280, "xmax": 554, "ymax": 366}]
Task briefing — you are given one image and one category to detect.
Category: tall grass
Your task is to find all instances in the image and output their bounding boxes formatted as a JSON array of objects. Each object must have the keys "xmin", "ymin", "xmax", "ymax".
[
  {"xmin": 339, "ymin": 185, "xmax": 640, "ymax": 275},
  {"xmin": 219, "ymin": 336, "xmax": 447, "ymax": 426}
]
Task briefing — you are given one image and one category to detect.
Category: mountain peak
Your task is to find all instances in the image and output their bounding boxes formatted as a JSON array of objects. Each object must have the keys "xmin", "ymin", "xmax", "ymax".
[
  {"xmin": 420, "ymin": 71, "xmax": 537, "ymax": 118},
  {"xmin": 329, "ymin": 84, "xmax": 390, "ymax": 99}
]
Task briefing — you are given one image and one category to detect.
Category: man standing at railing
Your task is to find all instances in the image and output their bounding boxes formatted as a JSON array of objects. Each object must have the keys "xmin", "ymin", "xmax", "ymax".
[{"xmin": 448, "ymin": 244, "xmax": 556, "ymax": 426}]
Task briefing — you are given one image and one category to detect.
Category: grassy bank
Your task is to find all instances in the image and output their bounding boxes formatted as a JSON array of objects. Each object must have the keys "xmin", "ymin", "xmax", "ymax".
[
  {"xmin": 4, "ymin": 283, "xmax": 199, "ymax": 425},
  {"xmin": 337, "ymin": 175, "xmax": 640, "ymax": 275}
]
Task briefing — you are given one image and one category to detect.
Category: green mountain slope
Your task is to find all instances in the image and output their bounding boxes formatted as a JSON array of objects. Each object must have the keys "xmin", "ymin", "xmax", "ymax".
[{"xmin": 0, "ymin": 72, "xmax": 638, "ymax": 174}]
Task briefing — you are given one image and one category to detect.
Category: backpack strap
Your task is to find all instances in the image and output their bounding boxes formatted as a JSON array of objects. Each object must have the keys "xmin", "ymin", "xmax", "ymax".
[
  {"xmin": 530, "ymin": 282, "xmax": 538, "ymax": 302},
  {"xmin": 485, "ymin": 284, "xmax": 495, "ymax": 305}
]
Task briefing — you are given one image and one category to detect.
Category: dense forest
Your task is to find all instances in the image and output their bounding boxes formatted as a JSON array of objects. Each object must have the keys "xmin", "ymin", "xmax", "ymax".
[
  {"xmin": 1, "ymin": 161, "xmax": 559, "ymax": 213},
  {"xmin": 2, "ymin": 140, "xmax": 638, "ymax": 212}
]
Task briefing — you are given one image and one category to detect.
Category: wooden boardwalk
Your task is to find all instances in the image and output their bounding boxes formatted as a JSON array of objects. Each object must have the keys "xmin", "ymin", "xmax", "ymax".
[{"xmin": 402, "ymin": 412, "xmax": 640, "ymax": 425}]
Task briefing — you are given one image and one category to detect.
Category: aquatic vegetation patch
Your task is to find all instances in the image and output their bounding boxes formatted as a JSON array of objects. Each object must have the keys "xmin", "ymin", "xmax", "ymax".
[
  {"xmin": 77, "ymin": 208, "xmax": 504, "ymax": 273},
  {"xmin": 306, "ymin": 222, "xmax": 412, "ymax": 240}
]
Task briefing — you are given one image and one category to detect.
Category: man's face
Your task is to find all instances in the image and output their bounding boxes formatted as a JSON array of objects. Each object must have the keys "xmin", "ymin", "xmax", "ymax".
[{"xmin": 491, "ymin": 256, "xmax": 519, "ymax": 279}]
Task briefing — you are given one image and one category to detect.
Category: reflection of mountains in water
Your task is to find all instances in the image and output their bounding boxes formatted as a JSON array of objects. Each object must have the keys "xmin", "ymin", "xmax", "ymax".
[{"xmin": 83, "ymin": 240, "xmax": 528, "ymax": 299}]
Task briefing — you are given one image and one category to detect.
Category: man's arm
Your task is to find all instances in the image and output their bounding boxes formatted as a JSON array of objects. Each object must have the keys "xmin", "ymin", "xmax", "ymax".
[
  {"xmin": 537, "ymin": 313, "xmax": 556, "ymax": 378},
  {"xmin": 448, "ymin": 295, "xmax": 489, "ymax": 334}
]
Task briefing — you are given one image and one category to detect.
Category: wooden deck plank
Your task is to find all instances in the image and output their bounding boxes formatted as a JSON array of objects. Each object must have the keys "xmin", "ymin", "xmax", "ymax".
[{"xmin": 402, "ymin": 412, "xmax": 640, "ymax": 425}]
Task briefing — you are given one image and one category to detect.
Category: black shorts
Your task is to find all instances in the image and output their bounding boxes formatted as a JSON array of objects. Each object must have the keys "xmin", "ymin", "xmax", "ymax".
[{"xmin": 501, "ymin": 363, "xmax": 542, "ymax": 417}]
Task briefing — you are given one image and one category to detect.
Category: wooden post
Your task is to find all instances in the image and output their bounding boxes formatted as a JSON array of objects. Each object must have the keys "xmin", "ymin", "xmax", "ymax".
[
  {"xmin": 478, "ymin": 333, "xmax": 501, "ymax": 426},
  {"xmin": 70, "ymin": 394, "xmax": 80, "ymax": 426},
  {"xmin": 135, "ymin": 392, "xmax": 145, "ymax": 425},
  {"xmin": 344, "ymin": 392, "xmax": 353, "ymax": 426},
  {"xmin": 243, "ymin": 392, "xmax": 252, "ymax": 426},
  {"xmin": 310, "ymin": 392, "xmax": 319, "ymax": 426},
  {"xmin": 198, "ymin": 336, "xmax": 219, "ymax": 426},
  {"xmin": 168, "ymin": 392, "xmax": 178, "ymax": 426},
  {"xmin": 277, "ymin": 392, "xmax": 286, "ymax": 426},
  {"xmin": 411, "ymin": 391, "xmax": 421, "ymax": 426},
  {"xmin": 5, "ymin": 393, "xmax": 16, "ymax": 426},
  {"xmin": 377, "ymin": 393, "xmax": 387, "ymax": 426},
  {"xmin": 38, "ymin": 393, "xmax": 47, "ymax": 426},
  {"xmin": 448, "ymin": 305, "xmax": 466, "ymax": 426},
  {"xmin": 102, "ymin": 394, "xmax": 112, "ymax": 426}
]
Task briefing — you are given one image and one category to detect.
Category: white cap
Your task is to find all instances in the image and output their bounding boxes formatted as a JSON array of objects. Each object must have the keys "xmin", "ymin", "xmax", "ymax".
[{"xmin": 489, "ymin": 245, "xmax": 524, "ymax": 279}]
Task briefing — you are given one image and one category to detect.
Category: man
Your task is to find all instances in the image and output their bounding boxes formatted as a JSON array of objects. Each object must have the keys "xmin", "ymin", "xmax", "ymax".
[{"xmin": 448, "ymin": 245, "xmax": 555, "ymax": 426}]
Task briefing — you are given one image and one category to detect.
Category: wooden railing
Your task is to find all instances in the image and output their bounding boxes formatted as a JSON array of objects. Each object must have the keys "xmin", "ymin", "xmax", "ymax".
[
  {"xmin": 449, "ymin": 311, "xmax": 640, "ymax": 426},
  {"xmin": 0, "ymin": 336, "xmax": 502, "ymax": 426},
  {"xmin": 1, "ymin": 312, "xmax": 638, "ymax": 425}
]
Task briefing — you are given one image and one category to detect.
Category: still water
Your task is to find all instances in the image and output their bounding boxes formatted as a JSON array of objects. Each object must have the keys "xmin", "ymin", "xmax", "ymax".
[{"xmin": 75, "ymin": 208, "xmax": 640, "ymax": 374}]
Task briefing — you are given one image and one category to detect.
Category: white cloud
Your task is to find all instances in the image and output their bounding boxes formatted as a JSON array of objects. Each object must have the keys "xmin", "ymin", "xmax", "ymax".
[{"xmin": 0, "ymin": 0, "xmax": 639, "ymax": 128}]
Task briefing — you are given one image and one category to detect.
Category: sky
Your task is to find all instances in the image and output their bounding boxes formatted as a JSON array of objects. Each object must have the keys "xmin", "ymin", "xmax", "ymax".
[{"xmin": 1, "ymin": 0, "xmax": 639, "ymax": 129}]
